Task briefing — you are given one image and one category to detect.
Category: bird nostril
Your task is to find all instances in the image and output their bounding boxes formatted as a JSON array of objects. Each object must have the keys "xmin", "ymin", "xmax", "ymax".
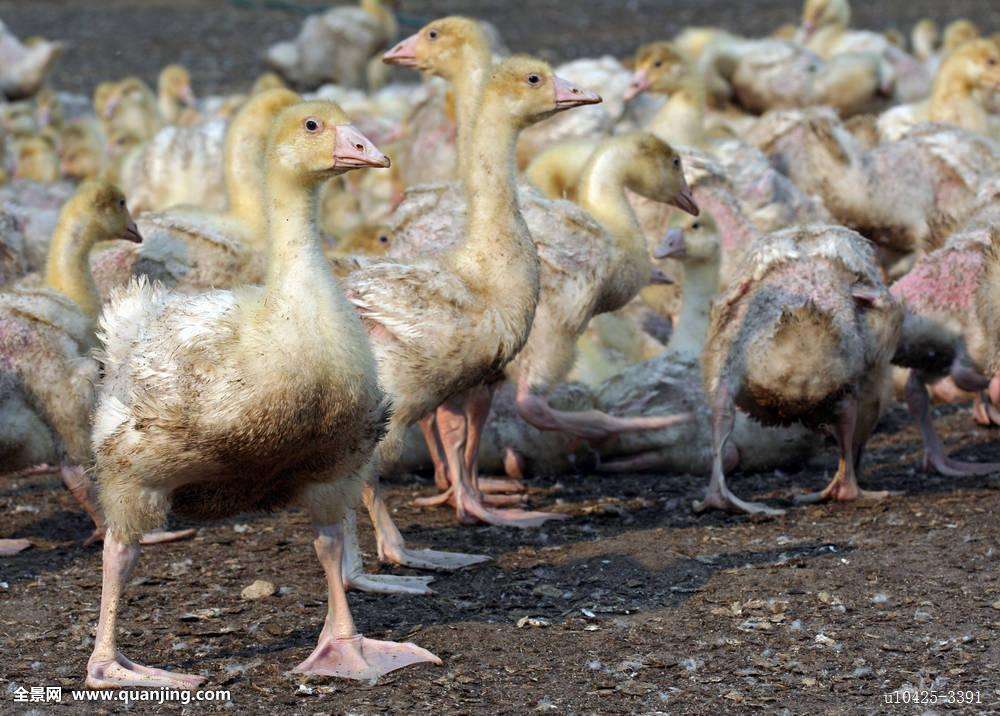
[
  {"xmin": 571, "ymin": 88, "xmax": 579, "ymax": 94},
  {"xmin": 355, "ymin": 144, "xmax": 364, "ymax": 151}
]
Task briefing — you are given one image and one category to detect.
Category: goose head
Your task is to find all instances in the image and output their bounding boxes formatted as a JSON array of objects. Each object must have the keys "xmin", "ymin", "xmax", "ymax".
[
  {"xmin": 268, "ymin": 101, "xmax": 390, "ymax": 182},
  {"xmin": 73, "ymin": 179, "xmax": 142, "ymax": 244},
  {"xmin": 482, "ymin": 55, "xmax": 601, "ymax": 128},
  {"xmin": 382, "ymin": 16, "xmax": 489, "ymax": 80},
  {"xmin": 623, "ymin": 134, "xmax": 699, "ymax": 216},
  {"xmin": 625, "ymin": 41, "xmax": 686, "ymax": 100}
]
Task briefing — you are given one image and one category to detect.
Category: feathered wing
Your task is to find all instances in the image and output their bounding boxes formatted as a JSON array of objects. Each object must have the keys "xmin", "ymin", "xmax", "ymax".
[{"xmin": 94, "ymin": 278, "xmax": 244, "ymax": 448}]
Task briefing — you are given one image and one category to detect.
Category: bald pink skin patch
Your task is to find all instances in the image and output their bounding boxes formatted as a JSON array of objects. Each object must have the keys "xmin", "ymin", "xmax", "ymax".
[{"xmin": 891, "ymin": 246, "xmax": 984, "ymax": 318}]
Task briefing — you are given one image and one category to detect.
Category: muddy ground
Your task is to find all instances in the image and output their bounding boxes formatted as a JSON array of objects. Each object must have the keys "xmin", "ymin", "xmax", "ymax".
[
  {"xmin": 0, "ymin": 0, "xmax": 997, "ymax": 96},
  {"xmin": 2, "ymin": 402, "xmax": 999, "ymax": 714}
]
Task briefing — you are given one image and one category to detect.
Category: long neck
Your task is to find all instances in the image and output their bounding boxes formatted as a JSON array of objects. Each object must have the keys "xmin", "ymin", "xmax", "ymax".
[
  {"xmin": 451, "ymin": 96, "xmax": 538, "ymax": 301},
  {"xmin": 451, "ymin": 44, "xmax": 492, "ymax": 178},
  {"xmin": 696, "ymin": 186, "xmax": 759, "ymax": 254},
  {"xmin": 265, "ymin": 169, "xmax": 334, "ymax": 300},
  {"xmin": 158, "ymin": 90, "xmax": 179, "ymax": 124},
  {"xmin": 43, "ymin": 210, "xmax": 101, "ymax": 320},
  {"xmin": 648, "ymin": 75, "xmax": 706, "ymax": 147},
  {"xmin": 223, "ymin": 121, "xmax": 269, "ymax": 247},
  {"xmin": 669, "ymin": 255, "xmax": 719, "ymax": 360},
  {"xmin": 930, "ymin": 58, "xmax": 977, "ymax": 111},
  {"xmin": 578, "ymin": 147, "xmax": 650, "ymax": 300}
]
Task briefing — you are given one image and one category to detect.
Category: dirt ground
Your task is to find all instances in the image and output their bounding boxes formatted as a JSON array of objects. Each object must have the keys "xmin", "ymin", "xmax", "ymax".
[
  {"xmin": 0, "ymin": 0, "xmax": 996, "ymax": 96},
  {"xmin": 2, "ymin": 402, "xmax": 999, "ymax": 714}
]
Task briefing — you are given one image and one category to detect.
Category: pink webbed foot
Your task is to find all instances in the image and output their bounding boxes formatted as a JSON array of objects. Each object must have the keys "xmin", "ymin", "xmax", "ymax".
[
  {"xmin": 0, "ymin": 538, "xmax": 31, "ymax": 556},
  {"xmin": 84, "ymin": 527, "xmax": 197, "ymax": 547},
  {"xmin": 971, "ymin": 393, "xmax": 1000, "ymax": 427},
  {"xmin": 87, "ymin": 652, "xmax": 206, "ymax": 690},
  {"xmin": 413, "ymin": 485, "xmax": 526, "ymax": 509},
  {"xmin": 794, "ymin": 484, "xmax": 896, "ymax": 504},
  {"xmin": 378, "ymin": 540, "xmax": 490, "ymax": 571},
  {"xmin": 454, "ymin": 488, "xmax": 568, "ymax": 528},
  {"xmin": 921, "ymin": 450, "xmax": 1000, "ymax": 477},
  {"xmin": 293, "ymin": 634, "xmax": 441, "ymax": 682},
  {"xmin": 693, "ymin": 490, "xmax": 785, "ymax": 517}
]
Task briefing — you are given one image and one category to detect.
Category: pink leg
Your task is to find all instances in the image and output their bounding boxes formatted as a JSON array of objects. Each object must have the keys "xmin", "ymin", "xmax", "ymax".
[
  {"xmin": 795, "ymin": 395, "xmax": 892, "ymax": 504},
  {"xmin": 462, "ymin": 385, "xmax": 524, "ymax": 495},
  {"xmin": 437, "ymin": 400, "xmax": 567, "ymax": 528},
  {"xmin": 86, "ymin": 533, "xmax": 206, "ymax": 689},
  {"xmin": 516, "ymin": 381, "xmax": 692, "ymax": 443},
  {"xmin": 60, "ymin": 466, "xmax": 195, "ymax": 547},
  {"xmin": 294, "ymin": 522, "xmax": 441, "ymax": 681},
  {"xmin": 971, "ymin": 392, "xmax": 1000, "ymax": 427},
  {"xmin": 340, "ymin": 511, "xmax": 434, "ymax": 595},
  {"xmin": 364, "ymin": 481, "xmax": 490, "ymax": 570},
  {"xmin": 693, "ymin": 386, "xmax": 784, "ymax": 516},
  {"xmin": 418, "ymin": 414, "xmax": 450, "ymax": 491},
  {"xmin": 0, "ymin": 463, "xmax": 55, "ymax": 480},
  {"xmin": 0, "ymin": 538, "xmax": 31, "ymax": 555},
  {"xmin": 904, "ymin": 372, "xmax": 1000, "ymax": 476}
]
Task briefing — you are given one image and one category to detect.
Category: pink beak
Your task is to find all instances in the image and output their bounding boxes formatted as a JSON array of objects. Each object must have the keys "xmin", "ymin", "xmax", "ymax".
[
  {"xmin": 553, "ymin": 75, "xmax": 602, "ymax": 109},
  {"xmin": 654, "ymin": 227, "xmax": 686, "ymax": 260},
  {"xmin": 122, "ymin": 219, "xmax": 143, "ymax": 243},
  {"xmin": 671, "ymin": 180, "xmax": 700, "ymax": 217},
  {"xmin": 649, "ymin": 266, "xmax": 674, "ymax": 285},
  {"xmin": 623, "ymin": 69, "xmax": 651, "ymax": 101},
  {"xmin": 333, "ymin": 125, "xmax": 391, "ymax": 169},
  {"xmin": 383, "ymin": 32, "xmax": 420, "ymax": 67}
]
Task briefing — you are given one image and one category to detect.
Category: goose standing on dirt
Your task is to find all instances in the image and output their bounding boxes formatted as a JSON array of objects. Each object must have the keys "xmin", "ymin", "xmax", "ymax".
[{"xmin": 84, "ymin": 102, "xmax": 440, "ymax": 687}]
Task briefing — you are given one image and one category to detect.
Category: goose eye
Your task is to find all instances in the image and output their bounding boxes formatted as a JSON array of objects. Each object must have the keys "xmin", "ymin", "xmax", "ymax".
[
  {"xmin": 428, "ymin": 29, "xmax": 438, "ymax": 40},
  {"xmin": 988, "ymin": 58, "xmax": 998, "ymax": 66},
  {"xmin": 654, "ymin": 60, "xmax": 663, "ymax": 67},
  {"xmin": 691, "ymin": 222, "xmax": 700, "ymax": 230},
  {"xmin": 527, "ymin": 74, "xmax": 541, "ymax": 85},
  {"xmin": 672, "ymin": 157, "xmax": 681, "ymax": 168},
  {"xmin": 118, "ymin": 199, "xmax": 126, "ymax": 209},
  {"xmin": 304, "ymin": 118, "xmax": 321, "ymax": 132},
  {"xmin": 378, "ymin": 235, "xmax": 389, "ymax": 243}
]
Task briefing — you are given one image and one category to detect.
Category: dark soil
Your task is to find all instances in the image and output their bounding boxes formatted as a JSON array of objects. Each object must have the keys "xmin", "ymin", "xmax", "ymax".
[
  {"xmin": 0, "ymin": 0, "xmax": 997, "ymax": 96},
  {"xmin": 2, "ymin": 403, "xmax": 999, "ymax": 713}
]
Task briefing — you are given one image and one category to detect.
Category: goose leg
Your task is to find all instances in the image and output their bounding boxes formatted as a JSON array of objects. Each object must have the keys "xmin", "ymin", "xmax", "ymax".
[
  {"xmin": 340, "ymin": 511, "xmax": 434, "ymax": 594},
  {"xmin": 294, "ymin": 522, "xmax": 441, "ymax": 681},
  {"xmin": 0, "ymin": 538, "xmax": 31, "ymax": 555},
  {"xmin": 516, "ymin": 381, "xmax": 692, "ymax": 443},
  {"xmin": 904, "ymin": 372, "xmax": 1000, "ymax": 476},
  {"xmin": 60, "ymin": 466, "xmax": 195, "ymax": 547},
  {"xmin": 438, "ymin": 400, "xmax": 567, "ymax": 528},
  {"xmin": 694, "ymin": 386, "xmax": 784, "ymax": 516},
  {"xmin": 418, "ymin": 414, "xmax": 450, "ymax": 491},
  {"xmin": 463, "ymin": 384, "xmax": 526, "ymax": 496},
  {"xmin": 86, "ymin": 533, "xmax": 206, "ymax": 689},
  {"xmin": 364, "ymin": 482, "xmax": 490, "ymax": 570},
  {"xmin": 795, "ymin": 394, "xmax": 891, "ymax": 503},
  {"xmin": 971, "ymin": 391, "xmax": 1000, "ymax": 427}
]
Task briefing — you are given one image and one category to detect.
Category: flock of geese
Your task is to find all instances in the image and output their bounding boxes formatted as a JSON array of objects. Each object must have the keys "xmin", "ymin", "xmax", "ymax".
[{"xmin": 0, "ymin": 0, "xmax": 998, "ymax": 687}]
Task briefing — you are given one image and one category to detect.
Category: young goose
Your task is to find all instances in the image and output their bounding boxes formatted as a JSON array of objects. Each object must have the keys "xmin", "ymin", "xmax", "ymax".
[
  {"xmin": 0, "ymin": 181, "xmax": 193, "ymax": 552},
  {"xmin": 701, "ymin": 225, "xmax": 902, "ymax": 515},
  {"xmin": 878, "ymin": 39, "xmax": 1000, "ymax": 141},
  {"xmin": 797, "ymin": 0, "xmax": 930, "ymax": 101},
  {"xmin": 387, "ymin": 22, "xmax": 694, "ymax": 527},
  {"xmin": 341, "ymin": 58, "xmax": 601, "ymax": 572},
  {"xmin": 156, "ymin": 64, "xmax": 197, "ymax": 125},
  {"xmin": 84, "ymin": 102, "xmax": 434, "ymax": 688},
  {"xmin": 749, "ymin": 107, "xmax": 999, "ymax": 260},
  {"xmin": 892, "ymin": 227, "xmax": 1000, "ymax": 475},
  {"xmin": 92, "ymin": 88, "xmax": 302, "ymax": 297},
  {"xmin": 266, "ymin": 0, "xmax": 398, "ymax": 89},
  {"xmin": 0, "ymin": 19, "xmax": 62, "ymax": 100}
]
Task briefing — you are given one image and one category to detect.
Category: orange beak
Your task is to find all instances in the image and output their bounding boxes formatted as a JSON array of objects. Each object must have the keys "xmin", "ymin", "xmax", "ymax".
[
  {"xmin": 623, "ymin": 69, "xmax": 651, "ymax": 101},
  {"xmin": 333, "ymin": 125, "xmax": 391, "ymax": 169},
  {"xmin": 383, "ymin": 33, "xmax": 420, "ymax": 67},
  {"xmin": 553, "ymin": 75, "xmax": 602, "ymax": 109}
]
